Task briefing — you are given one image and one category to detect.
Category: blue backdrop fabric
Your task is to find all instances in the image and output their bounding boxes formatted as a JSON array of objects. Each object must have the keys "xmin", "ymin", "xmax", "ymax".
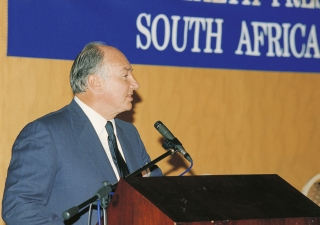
[{"xmin": 8, "ymin": 0, "xmax": 320, "ymax": 72}]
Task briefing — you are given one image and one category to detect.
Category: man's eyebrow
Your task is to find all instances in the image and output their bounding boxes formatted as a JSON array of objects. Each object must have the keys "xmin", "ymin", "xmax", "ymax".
[{"xmin": 123, "ymin": 67, "xmax": 133, "ymax": 72}]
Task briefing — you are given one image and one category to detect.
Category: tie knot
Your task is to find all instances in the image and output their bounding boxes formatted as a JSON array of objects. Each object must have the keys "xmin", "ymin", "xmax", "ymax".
[{"xmin": 105, "ymin": 121, "xmax": 114, "ymax": 135}]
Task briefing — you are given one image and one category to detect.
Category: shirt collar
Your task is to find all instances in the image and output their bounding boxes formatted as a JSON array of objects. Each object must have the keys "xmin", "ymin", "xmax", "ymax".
[{"xmin": 74, "ymin": 96, "xmax": 115, "ymax": 134}]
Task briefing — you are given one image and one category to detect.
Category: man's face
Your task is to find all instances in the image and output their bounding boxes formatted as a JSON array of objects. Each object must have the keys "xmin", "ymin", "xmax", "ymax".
[{"xmin": 99, "ymin": 49, "xmax": 140, "ymax": 116}]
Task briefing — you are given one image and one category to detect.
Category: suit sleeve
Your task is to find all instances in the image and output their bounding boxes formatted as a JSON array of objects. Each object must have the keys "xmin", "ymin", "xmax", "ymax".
[{"xmin": 2, "ymin": 121, "xmax": 64, "ymax": 225}]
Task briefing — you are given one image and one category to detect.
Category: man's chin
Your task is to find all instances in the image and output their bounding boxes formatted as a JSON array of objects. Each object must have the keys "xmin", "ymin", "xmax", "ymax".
[{"xmin": 122, "ymin": 104, "xmax": 133, "ymax": 112}]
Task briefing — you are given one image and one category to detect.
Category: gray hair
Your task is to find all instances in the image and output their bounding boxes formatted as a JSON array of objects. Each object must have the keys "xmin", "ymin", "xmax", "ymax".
[{"xmin": 70, "ymin": 42, "xmax": 107, "ymax": 93}]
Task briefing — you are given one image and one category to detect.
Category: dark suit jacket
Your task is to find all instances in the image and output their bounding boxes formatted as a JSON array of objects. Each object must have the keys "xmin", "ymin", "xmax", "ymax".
[{"xmin": 2, "ymin": 99, "xmax": 162, "ymax": 225}]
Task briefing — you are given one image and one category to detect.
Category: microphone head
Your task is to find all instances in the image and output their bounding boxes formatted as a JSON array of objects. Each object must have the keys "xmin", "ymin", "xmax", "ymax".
[
  {"xmin": 154, "ymin": 121, "xmax": 175, "ymax": 140},
  {"xmin": 154, "ymin": 121, "xmax": 162, "ymax": 129}
]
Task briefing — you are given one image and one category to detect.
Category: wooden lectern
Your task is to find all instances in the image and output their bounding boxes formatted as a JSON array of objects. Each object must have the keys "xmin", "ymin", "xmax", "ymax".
[{"xmin": 107, "ymin": 175, "xmax": 320, "ymax": 224}]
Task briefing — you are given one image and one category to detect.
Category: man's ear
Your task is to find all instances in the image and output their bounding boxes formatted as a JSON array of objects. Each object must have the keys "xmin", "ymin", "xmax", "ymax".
[{"xmin": 87, "ymin": 74, "xmax": 102, "ymax": 92}]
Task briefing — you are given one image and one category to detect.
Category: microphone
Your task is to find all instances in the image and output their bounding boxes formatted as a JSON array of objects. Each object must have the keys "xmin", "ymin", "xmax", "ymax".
[{"xmin": 154, "ymin": 121, "xmax": 193, "ymax": 162}]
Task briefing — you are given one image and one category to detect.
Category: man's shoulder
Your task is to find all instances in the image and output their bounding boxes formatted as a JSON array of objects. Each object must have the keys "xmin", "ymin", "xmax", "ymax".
[
  {"xmin": 37, "ymin": 104, "xmax": 71, "ymax": 124},
  {"xmin": 22, "ymin": 102, "xmax": 76, "ymax": 131},
  {"xmin": 13, "ymin": 104, "xmax": 70, "ymax": 141}
]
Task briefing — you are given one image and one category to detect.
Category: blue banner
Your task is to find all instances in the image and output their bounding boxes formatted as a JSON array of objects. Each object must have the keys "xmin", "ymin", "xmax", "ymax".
[{"xmin": 8, "ymin": 0, "xmax": 320, "ymax": 72}]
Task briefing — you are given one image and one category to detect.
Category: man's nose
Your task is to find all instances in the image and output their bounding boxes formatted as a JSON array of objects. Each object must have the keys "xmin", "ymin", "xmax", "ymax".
[{"xmin": 130, "ymin": 77, "xmax": 140, "ymax": 90}]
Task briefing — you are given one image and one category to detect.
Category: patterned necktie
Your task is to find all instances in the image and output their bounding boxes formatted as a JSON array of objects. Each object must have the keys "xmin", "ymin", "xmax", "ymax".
[{"xmin": 105, "ymin": 121, "xmax": 130, "ymax": 178}]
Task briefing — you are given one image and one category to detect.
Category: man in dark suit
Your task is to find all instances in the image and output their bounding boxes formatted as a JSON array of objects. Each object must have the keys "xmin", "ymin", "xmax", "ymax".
[{"xmin": 2, "ymin": 42, "xmax": 162, "ymax": 225}]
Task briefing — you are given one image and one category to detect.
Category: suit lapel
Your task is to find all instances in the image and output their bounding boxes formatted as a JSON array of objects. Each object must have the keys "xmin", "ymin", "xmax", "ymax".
[
  {"xmin": 115, "ymin": 122, "xmax": 139, "ymax": 174},
  {"xmin": 67, "ymin": 100, "xmax": 118, "ymax": 184}
]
